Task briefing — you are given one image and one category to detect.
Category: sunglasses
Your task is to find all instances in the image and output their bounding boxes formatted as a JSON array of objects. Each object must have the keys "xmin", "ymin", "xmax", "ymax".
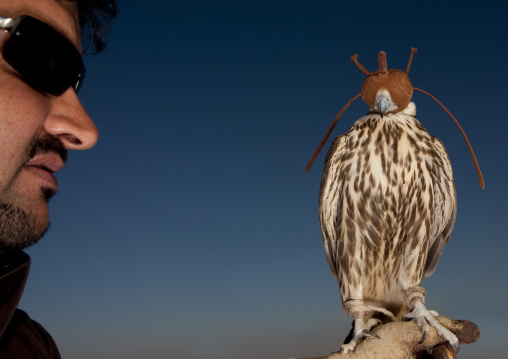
[{"xmin": 0, "ymin": 15, "xmax": 85, "ymax": 96}]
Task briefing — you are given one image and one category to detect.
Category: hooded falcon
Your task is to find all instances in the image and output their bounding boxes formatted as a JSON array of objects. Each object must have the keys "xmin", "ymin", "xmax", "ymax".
[{"xmin": 309, "ymin": 50, "xmax": 482, "ymax": 353}]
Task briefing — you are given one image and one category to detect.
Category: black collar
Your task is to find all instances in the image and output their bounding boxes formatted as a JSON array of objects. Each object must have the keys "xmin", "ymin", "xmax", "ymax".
[{"xmin": 0, "ymin": 252, "xmax": 30, "ymax": 338}]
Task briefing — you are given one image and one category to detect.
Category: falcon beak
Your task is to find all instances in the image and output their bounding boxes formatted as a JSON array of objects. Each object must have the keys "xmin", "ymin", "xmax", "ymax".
[{"xmin": 375, "ymin": 89, "xmax": 398, "ymax": 116}]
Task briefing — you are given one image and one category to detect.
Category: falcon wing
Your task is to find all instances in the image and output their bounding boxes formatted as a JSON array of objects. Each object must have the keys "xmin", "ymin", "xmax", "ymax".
[
  {"xmin": 319, "ymin": 134, "xmax": 349, "ymax": 279},
  {"xmin": 423, "ymin": 137, "xmax": 457, "ymax": 278}
]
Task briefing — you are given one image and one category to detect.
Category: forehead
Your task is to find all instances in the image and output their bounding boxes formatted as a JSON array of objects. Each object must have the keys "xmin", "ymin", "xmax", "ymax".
[{"xmin": 0, "ymin": 0, "xmax": 80, "ymax": 50}]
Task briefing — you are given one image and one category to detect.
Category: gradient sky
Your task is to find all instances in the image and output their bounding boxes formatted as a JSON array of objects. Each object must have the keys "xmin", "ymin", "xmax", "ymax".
[{"xmin": 18, "ymin": 1, "xmax": 507, "ymax": 358}]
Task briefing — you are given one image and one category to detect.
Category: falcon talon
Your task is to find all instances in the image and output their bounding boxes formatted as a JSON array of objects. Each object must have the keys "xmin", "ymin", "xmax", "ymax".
[
  {"xmin": 419, "ymin": 330, "xmax": 428, "ymax": 344},
  {"xmin": 306, "ymin": 48, "xmax": 484, "ymax": 353},
  {"xmin": 362, "ymin": 329, "xmax": 380, "ymax": 339},
  {"xmin": 402, "ymin": 313, "xmax": 416, "ymax": 321}
]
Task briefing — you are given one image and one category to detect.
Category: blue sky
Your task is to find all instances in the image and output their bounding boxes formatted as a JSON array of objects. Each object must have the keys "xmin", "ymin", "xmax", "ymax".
[{"xmin": 19, "ymin": 0, "xmax": 507, "ymax": 358}]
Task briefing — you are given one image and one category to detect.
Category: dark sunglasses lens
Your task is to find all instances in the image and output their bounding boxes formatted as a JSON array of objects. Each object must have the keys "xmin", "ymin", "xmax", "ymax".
[{"xmin": 3, "ymin": 16, "xmax": 85, "ymax": 96}]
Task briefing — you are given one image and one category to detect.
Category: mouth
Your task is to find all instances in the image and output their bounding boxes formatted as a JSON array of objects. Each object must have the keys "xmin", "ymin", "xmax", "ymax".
[{"xmin": 23, "ymin": 152, "xmax": 65, "ymax": 188}]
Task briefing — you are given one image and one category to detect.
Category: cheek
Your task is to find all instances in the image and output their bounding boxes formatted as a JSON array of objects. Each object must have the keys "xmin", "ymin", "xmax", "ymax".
[
  {"xmin": 0, "ymin": 68, "xmax": 51, "ymax": 185},
  {"xmin": 0, "ymin": 64, "xmax": 51, "ymax": 129}
]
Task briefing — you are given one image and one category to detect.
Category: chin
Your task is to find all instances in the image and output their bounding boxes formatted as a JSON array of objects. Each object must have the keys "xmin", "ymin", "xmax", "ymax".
[{"xmin": 0, "ymin": 201, "xmax": 51, "ymax": 253}]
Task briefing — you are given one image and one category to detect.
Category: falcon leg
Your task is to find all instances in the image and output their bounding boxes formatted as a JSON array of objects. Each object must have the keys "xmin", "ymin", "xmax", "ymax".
[
  {"xmin": 341, "ymin": 300, "xmax": 380, "ymax": 353},
  {"xmin": 403, "ymin": 286, "xmax": 459, "ymax": 351}
]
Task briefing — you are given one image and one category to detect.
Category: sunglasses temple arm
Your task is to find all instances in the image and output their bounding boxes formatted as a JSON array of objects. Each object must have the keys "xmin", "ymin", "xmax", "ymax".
[{"xmin": 0, "ymin": 16, "xmax": 18, "ymax": 31}]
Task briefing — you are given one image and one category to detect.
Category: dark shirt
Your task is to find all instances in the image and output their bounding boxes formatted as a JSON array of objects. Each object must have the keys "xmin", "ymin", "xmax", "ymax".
[{"xmin": 0, "ymin": 252, "xmax": 60, "ymax": 358}]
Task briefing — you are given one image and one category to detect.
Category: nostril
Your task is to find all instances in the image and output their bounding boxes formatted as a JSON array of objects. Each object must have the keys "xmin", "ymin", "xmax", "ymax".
[{"xmin": 60, "ymin": 134, "xmax": 82, "ymax": 146}]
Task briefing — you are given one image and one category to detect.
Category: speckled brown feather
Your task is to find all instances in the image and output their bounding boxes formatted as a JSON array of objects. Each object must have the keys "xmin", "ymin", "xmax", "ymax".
[{"xmin": 319, "ymin": 103, "xmax": 456, "ymax": 318}]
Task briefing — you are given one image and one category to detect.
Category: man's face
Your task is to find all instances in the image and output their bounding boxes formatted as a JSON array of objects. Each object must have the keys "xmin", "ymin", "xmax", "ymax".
[{"xmin": 0, "ymin": 0, "xmax": 98, "ymax": 252}]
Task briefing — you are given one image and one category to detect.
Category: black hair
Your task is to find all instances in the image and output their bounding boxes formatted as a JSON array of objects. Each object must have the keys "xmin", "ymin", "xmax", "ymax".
[{"xmin": 76, "ymin": 0, "xmax": 118, "ymax": 53}]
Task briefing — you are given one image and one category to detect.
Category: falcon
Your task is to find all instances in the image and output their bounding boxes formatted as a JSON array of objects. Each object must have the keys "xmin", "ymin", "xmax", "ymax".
[{"xmin": 307, "ymin": 49, "xmax": 484, "ymax": 353}]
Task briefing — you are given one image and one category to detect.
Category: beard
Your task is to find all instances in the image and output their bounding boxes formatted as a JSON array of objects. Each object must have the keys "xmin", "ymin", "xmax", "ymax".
[
  {"xmin": 0, "ymin": 134, "xmax": 66, "ymax": 253},
  {"xmin": 0, "ymin": 202, "xmax": 50, "ymax": 252}
]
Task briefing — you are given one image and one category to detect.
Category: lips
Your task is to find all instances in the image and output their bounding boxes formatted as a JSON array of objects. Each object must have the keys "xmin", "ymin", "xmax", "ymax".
[{"xmin": 23, "ymin": 152, "xmax": 65, "ymax": 187}]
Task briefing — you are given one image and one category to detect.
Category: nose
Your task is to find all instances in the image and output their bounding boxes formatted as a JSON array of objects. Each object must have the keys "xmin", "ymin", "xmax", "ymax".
[{"xmin": 43, "ymin": 88, "xmax": 99, "ymax": 150}]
